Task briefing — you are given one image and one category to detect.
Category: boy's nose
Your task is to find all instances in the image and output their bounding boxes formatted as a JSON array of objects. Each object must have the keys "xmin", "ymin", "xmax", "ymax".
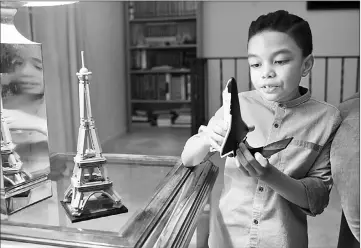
[
  {"xmin": 18, "ymin": 62, "xmax": 36, "ymax": 75},
  {"xmin": 261, "ymin": 66, "xmax": 276, "ymax": 79}
]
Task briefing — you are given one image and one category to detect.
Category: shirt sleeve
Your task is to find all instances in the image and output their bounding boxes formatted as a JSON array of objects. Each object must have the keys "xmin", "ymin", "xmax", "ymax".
[
  {"xmin": 331, "ymin": 117, "xmax": 360, "ymax": 241},
  {"xmin": 181, "ymin": 107, "xmax": 224, "ymax": 166},
  {"xmin": 299, "ymin": 114, "xmax": 342, "ymax": 217},
  {"xmin": 208, "ymin": 106, "xmax": 225, "ymax": 126}
]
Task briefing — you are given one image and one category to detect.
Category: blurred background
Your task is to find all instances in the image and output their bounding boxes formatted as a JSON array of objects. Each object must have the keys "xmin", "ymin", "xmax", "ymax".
[{"xmin": 12, "ymin": 1, "xmax": 359, "ymax": 155}]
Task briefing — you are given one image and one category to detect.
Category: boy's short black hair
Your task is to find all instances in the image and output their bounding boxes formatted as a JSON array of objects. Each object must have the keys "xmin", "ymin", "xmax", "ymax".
[{"xmin": 248, "ymin": 10, "xmax": 313, "ymax": 57}]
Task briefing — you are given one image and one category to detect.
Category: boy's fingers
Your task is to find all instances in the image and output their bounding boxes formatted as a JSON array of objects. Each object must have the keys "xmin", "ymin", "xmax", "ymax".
[
  {"xmin": 238, "ymin": 143, "xmax": 263, "ymax": 172},
  {"xmin": 234, "ymin": 157, "xmax": 251, "ymax": 176},
  {"xmin": 248, "ymin": 125, "xmax": 255, "ymax": 132},
  {"xmin": 213, "ymin": 122, "xmax": 227, "ymax": 136},
  {"xmin": 209, "ymin": 131, "xmax": 224, "ymax": 146},
  {"xmin": 221, "ymin": 121, "xmax": 229, "ymax": 131},
  {"xmin": 254, "ymin": 152, "xmax": 268, "ymax": 168},
  {"xmin": 236, "ymin": 148, "xmax": 257, "ymax": 176},
  {"xmin": 198, "ymin": 125, "xmax": 208, "ymax": 133},
  {"xmin": 209, "ymin": 137, "xmax": 221, "ymax": 151}
]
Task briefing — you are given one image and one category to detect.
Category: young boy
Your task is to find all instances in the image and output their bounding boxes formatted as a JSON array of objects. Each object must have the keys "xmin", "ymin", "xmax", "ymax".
[{"xmin": 181, "ymin": 10, "xmax": 342, "ymax": 248}]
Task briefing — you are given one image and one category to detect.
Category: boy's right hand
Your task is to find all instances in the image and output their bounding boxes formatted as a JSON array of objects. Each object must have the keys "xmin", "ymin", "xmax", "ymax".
[{"xmin": 199, "ymin": 118, "xmax": 229, "ymax": 152}]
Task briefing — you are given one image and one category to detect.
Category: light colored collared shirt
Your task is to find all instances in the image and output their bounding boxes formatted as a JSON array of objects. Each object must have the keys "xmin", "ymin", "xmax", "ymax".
[{"xmin": 205, "ymin": 87, "xmax": 342, "ymax": 248}]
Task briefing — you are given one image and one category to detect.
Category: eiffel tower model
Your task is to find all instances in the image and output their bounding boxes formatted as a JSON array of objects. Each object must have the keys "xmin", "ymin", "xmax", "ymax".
[{"xmin": 60, "ymin": 51, "xmax": 128, "ymax": 223}]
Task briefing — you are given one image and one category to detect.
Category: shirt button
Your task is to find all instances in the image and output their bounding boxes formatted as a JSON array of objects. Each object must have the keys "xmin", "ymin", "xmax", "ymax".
[
  {"xmin": 259, "ymin": 186, "xmax": 264, "ymax": 192},
  {"xmin": 253, "ymin": 219, "xmax": 258, "ymax": 225},
  {"xmin": 274, "ymin": 123, "xmax": 279, "ymax": 128}
]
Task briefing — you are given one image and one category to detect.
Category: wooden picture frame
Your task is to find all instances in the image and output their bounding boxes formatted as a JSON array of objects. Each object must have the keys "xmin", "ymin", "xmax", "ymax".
[{"xmin": 307, "ymin": 1, "xmax": 360, "ymax": 10}]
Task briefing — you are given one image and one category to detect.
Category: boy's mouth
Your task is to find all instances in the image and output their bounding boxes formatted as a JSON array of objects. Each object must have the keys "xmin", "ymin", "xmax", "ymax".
[
  {"xmin": 12, "ymin": 80, "xmax": 41, "ymax": 87},
  {"xmin": 262, "ymin": 85, "xmax": 279, "ymax": 89},
  {"xmin": 261, "ymin": 85, "xmax": 280, "ymax": 93}
]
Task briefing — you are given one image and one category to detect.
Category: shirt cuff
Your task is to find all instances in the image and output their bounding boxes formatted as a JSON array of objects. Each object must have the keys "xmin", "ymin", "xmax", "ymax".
[{"xmin": 299, "ymin": 177, "xmax": 331, "ymax": 216}]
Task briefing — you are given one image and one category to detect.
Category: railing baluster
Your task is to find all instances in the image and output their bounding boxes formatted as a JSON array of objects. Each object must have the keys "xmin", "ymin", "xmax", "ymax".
[
  {"xmin": 220, "ymin": 59, "xmax": 223, "ymax": 107},
  {"xmin": 234, "ymin": 58, "xmax": 237, "ymax": 81},
  {"xmin": 324, "ymin": 58, "xmax": 328, "ymax": 102},
  {"xmin": 340, "ymin": 58, "xmax": 345, "ymax": 103},
  {"xmin": 356, "ymin": 58, "xmax": 360, "ymax": 93},
  {"xmin": 309, "ymin": 69, "xmax": 312, "ymax": 94},
  {"xmin": 201, "ymin": 56, "xmax": 358, "ymax": 110}
]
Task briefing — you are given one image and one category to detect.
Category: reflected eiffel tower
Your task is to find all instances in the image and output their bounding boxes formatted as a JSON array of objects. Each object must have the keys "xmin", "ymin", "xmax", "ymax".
[
  {"xmin": 0, "ymin": 95, "xmax": 31, "ymax": 190},
  {"xmin": 61, "ymin": 51, "xmax": 127, "ymax": 222}
]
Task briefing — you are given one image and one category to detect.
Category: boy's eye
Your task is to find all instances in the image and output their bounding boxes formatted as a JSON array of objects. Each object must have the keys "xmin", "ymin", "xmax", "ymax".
[
  {"xmin": 34, "ymin": 63, "xmax": 43, "ymax": 71},
  {"xmin": 11, "ymin": 58, "xmax": 23, "ymax": 67},
  {"xmin": 274, "ymin": 60, "xmax": 289, "ymax": 65},
  {"xmin": 250, "ymin": 63, "xmax": 261, "ymax": 68}
]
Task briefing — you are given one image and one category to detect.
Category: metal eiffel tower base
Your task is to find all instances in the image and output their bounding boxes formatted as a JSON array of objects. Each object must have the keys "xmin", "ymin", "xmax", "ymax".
[
  {"xmin": 1, "ymin": 151, "xmax": 52, "ymax": 216},
  {"xmin": 1, "ymin": 175, "xmax": 52, "ymax": 216},
  {"xmin": 60, "ymin": 158, "xmax": 128, "ymax": 223},
  {"xmin": 60, "ymin": 194, "xmax": 128, "ymax": 223}
]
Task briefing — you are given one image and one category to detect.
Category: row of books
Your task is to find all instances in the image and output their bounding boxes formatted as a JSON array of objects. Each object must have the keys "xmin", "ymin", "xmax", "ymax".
[
  {"xmin": 130, "ymin": 22, "xmax": 197, "ymax": 47},
  {"xmin": 132, "ymin": 109, "xmax": 191, "ymax": 128},
  {"xmin": 131, "ymin": 74, "xmax": 191, "ymax": 101},
  {"xmin": 131, "ymin": 50, "xmax": 196, "ymax": 70},
  {"xmin": 131, "ymin": 109, "xmax": 149, "ymax": 122},
  {"xmin": 144, "ymin": 22, "xmax": 178, "ymax": 38},
  {"xmin": 129, "ymin": 1, "xmax": 197, "ymax": 19},
  {"xmin": 157, "ymin": 113, "xmax": 191, "ymax": 128}
]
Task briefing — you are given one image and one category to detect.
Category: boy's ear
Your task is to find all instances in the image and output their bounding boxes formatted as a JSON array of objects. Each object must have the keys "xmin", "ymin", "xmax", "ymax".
[{"xmin": 302, "ymin": 54, "xmax": 314, "ymax": 77}]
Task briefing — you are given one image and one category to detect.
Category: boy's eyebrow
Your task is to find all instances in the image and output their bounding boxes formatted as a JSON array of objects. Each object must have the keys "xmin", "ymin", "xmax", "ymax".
[
  {"xmin": 247, "ymin": 53, "xmax": 259, "ymax": 59},
  {"xmin": 248, "ymin": 49, "xmax": 293, "ymax": 58},
  {"xmin": 272, "ymin": 49, "xmax": 293, "ymax": 56},
  {"xmin": 31, "ymin": 57, "xmax": 42, "ymax": 63}
]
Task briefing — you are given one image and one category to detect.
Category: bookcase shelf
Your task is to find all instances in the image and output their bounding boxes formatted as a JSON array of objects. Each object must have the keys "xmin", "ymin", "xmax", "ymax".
[
  {"xmin": 130, "ymin": 16, "xmax": 196, "ymax": 23},
  {"xmin": 130, "ymin": 44, "xmax": 197, "ymax": 50},
  {"xmin": 131, "ymin": 100, "xmax": 191, "ymax": 104},
  {"xmin": 125, "ymin": 1, "xmax": 201, "ymax": 131},
  {"xmin": 130, "ymin": 69, "xmax": 191, "ymax": 74}
]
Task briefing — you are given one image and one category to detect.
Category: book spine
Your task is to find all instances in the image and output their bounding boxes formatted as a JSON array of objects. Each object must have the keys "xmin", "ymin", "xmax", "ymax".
[{"xmin": 165, "ymin": 73, "xmax": 171, "ymax": 100}]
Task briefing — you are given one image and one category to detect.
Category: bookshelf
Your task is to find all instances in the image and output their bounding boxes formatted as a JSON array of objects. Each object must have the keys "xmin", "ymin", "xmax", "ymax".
[{"xmin": 125, "ymin": 1, "xmax": 202, "ymax": 132}]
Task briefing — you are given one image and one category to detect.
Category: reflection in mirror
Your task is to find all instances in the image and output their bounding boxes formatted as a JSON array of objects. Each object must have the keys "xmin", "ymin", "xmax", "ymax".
[{"xmin": 0, "ymin": 43, "xmax": 52, "ymax": 216}]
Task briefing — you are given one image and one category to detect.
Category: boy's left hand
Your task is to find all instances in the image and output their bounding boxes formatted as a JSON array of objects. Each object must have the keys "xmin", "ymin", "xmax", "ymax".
[
  {"xmin": 235, "ymin": 143, "xmax": 273, "ymax": 179},
  {"xmin": 3, "ymin": 109, "xmax": 47, "ymax": 135}
]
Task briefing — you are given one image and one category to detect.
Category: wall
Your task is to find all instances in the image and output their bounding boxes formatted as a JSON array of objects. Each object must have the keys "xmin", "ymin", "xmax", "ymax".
[
  {"xmin": 14, "ymin": 2, "xmax": 127, "ymax": 153},
  {"xmin": 76, "ymin": 2, "xmax": 128, "ymax": 151},
  {"xmin": 201, "ymin": 1, "xmax": 360, "ymax": 117}
]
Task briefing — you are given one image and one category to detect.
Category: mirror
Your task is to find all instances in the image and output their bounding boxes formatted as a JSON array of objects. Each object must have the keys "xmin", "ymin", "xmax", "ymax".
[{"xmin": 0, "ymin": 43, "xmax": 52, "ymax": 217}]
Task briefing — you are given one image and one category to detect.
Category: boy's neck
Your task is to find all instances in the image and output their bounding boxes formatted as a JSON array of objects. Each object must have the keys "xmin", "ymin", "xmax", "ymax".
[
  {"xmin": 257, "ymin": 86, "xmax": 309, "ymax": 105},
  {"xmin": 279, "ymin": 87, "xmax": 302, "ymax": 103}
]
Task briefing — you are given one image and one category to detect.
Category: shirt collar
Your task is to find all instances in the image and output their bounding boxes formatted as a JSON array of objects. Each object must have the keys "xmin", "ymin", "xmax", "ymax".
[{"xmin": 256, "ymin": 86, "xmax": 311, "ymax": 108}]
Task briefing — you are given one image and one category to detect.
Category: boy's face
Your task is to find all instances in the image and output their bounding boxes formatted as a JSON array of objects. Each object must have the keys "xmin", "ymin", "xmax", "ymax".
[
  {"xmin": 248, "ymin": 30, "xmax": 308, "ymax": 102},
  {"xmin": 11, "ymin": 45, "xmax": 44, "ymax": 95}
]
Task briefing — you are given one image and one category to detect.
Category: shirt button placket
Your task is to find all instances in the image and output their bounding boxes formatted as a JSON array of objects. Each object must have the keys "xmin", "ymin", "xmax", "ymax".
[
  {"xmin": 249, "ymin": 183, "xmax": 265, "ymax": 247},
  {"xmin": 273, "ymin": 103, "xmax": 286, "ymax": 130}
]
